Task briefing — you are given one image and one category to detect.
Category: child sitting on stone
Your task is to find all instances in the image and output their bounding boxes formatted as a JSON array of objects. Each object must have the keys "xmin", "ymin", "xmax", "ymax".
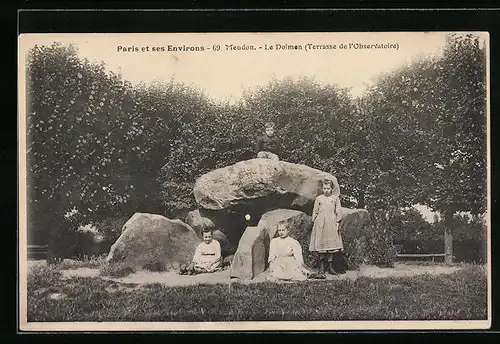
[
  {"xmin": 256, "ymin": 121, "xmax": 280, "ymax": 161},
  {"xmin": 267, "ymin": 221, "xmax": 312, "ymax": 281},
  {"xmin": 179, "ymin": 229, "xmax": 222, "ymax": 275}
]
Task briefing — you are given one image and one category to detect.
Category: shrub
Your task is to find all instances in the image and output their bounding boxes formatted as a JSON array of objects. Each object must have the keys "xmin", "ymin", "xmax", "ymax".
[
  {"xmin": 343, "ymin": 233, "xmax": 368, "ymax": 270},
  {"xmin": 93, "ymin": 216, "xmax": 129, "ymax": 253},
  {"xmin": 363, "ymin": 210, "xmax": 398, "ymax": 267},
  {"xmin": 342, "ymin": 210, "xmax": 397, "ymax": 269},
  {"xmin": 160, "ymin": 181, "xmax": 196, "ymax": 220}
]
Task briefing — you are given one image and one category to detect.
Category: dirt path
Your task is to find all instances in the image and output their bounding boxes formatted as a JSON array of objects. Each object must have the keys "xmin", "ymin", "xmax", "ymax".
[{"xmin": 49, "ymin": 262, "xmax": 463, "ymax": 287}]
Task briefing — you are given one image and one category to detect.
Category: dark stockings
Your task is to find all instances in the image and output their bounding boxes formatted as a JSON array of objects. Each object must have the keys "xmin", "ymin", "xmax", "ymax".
[
  {"xmin": 327, "ymin": 252, "xmax": 336, "ymax": 275},
  {"xmin": 318, "ymin": 251, "xmax": 347, "ymax": 275}
]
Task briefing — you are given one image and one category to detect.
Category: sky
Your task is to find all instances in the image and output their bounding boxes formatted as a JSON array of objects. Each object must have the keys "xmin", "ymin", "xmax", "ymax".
[{"xmin": 19, "ymin": 32, "xmax": 462, "ymax": 102}]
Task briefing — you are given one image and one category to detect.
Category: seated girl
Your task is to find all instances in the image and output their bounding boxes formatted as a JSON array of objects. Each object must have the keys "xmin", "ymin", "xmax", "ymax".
[
  {"xmin": 267, "ymin": 221, "xmax": 312, "ymax": 281},
  {"xmin": 179, "ymin": 229, "xmax": 222, "ymax": 275}
]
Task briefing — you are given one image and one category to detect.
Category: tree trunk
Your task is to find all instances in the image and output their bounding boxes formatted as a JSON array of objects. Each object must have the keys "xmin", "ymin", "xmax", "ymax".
[
  {"xmin": 357, "ymin": 191, "xmax": 366, "ymax": 209},
  {"xmin": 444, "ymin": 208, "xmax": 454, "ymax": 265}
]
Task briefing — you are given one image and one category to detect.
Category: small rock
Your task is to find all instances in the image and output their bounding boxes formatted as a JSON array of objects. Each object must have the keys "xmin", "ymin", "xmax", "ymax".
[
  {"xmin": 33, "ymin": 288, "xmax": 47, "ymax": 297},
  {"xmin": 223, "ymin": 254, "xmax": 234, "ymax": 266},
  {"xmin": 185, "ymin": 209, "xmax": 215, "ymax": 237},
  {"xmin": 47, "ymin": 292, "xmax": 66, "ymax": 300}
]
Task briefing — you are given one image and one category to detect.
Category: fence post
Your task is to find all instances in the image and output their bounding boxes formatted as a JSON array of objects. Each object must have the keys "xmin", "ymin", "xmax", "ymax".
[
  {"xmin": 443, "ymin": 207, "xmax": 454, "ymax": 265},
  {"xmin": 444, "ymin": 229, "xmax": 453, "ymax": 265}
]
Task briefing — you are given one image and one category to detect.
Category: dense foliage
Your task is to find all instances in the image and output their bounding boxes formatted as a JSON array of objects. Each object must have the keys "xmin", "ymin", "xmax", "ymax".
[
  {"xmin": 360, "ymin": 34, "xmax": 487, "ymax": 216},
  {"xmin": 26, "ymin": 43, "xmax": 211, "ymax": 234}
]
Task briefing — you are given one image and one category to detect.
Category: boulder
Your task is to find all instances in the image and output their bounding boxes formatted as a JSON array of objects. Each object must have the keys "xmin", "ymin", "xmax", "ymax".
[
  {"xmin": 229, "ymin": 226, "xmax": 269, "ymax": 280},
  {"xmin": 339, "ymin": 208, "xmax": 370, "ymax": 238},
  {"xmin": 185, "ymin": 209, "xmax": 215, "ymax": 237},
  {"xmin": 258, "ymin": 209, "xmax": 312, "ymax": 241},
  {"xmin": 337, "ymin": 208, "xmax": 371, "ymax": 270},
  {"xmin": 257, "ymin": 209, "xmax": 315, "ymax": 269},
  {"xmin": 106, "ymin": 213, "xmax": 199, "ymax": 271}
]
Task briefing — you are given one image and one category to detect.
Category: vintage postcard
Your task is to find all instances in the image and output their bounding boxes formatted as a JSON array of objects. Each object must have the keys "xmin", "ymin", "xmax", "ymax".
[{"xmin": 18, "ymin": 32, "xmax": 491, "ymax": 331}]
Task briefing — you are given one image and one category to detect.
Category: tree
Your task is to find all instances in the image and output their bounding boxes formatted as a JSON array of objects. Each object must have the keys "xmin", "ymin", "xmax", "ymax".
[
  {"xmin": 360, "ymin": 33, "xmax": 487, "ymax": 216},
  {"xmin": 240, "ymin": 77, "xmax": 362, "ymax": 205},
  {"xmin": 26, "ymin": 43, "xmax": 210, "ymax": 243},
  {"xmin": 421, "ymin": 34, "xmax": 487, "ymax": 217},
  {"xmin": 391, "ymin": 208, "xmax": 434, "ymax": 241},
  {"xmin": 26, "ymin": 42, "xmax": 129, "ymax": 236},
  {"xmin": 357, "ymin": 56, "xmax": 446, "ymax": 212},
  {"xmin": 158, "ymin": 76, "xmax": 361, "ymax": 216},
  {"xmin": 359, "ymin": 34, "xmax": 487, "ymax": 263}
]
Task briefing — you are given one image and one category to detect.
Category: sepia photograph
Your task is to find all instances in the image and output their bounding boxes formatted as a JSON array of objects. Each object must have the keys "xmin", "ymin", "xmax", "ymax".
[{"xmin": 18, "ymin": 32, "xmax": 490, "ymax": 331}]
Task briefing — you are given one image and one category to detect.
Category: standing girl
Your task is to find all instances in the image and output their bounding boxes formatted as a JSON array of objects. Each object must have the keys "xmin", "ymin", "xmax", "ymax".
[{"xmin": 309, "ymin": 178, "xmax": 344, "ymax": 274}]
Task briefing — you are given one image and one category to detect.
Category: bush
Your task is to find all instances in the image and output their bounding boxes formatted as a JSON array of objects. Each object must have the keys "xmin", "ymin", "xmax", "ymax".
[
  {"xmin": 340, "ymin": 211, "xmax": 370, "ymax": 270},
  {"xmin": 160, "ymin": 181, "xmax": 196, "ymax": 220},
  {"xmin": 343, "ymin": 234, "xmax": 367, "ymax": 270},
  {"xmin": 342, "ymin": 210, "xmax": 397, "ymax": 269},
  {"xmin": 392, "ymin": 212, "xmax": 487, "ymax": 264},
  {"xmin": 93, "ymin": 216, "xmax": 129, "ymax": 253},
  {"xmin": 363, "ymin": 210, "xmax": 397, "ymax": 267}
]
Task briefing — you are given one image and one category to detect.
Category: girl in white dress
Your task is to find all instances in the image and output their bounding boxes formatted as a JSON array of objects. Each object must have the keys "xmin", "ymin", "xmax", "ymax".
[
  {"xmin": 180, "ymin": 229, "xmax": 222, "ymax": 275},
  {"xmin": 267, "ymin": 221, "xmax": 311, "ymax": 281}
]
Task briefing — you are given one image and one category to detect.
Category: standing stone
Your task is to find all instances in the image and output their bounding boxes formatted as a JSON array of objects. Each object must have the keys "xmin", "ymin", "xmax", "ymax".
[
  {"xmin": 258, "ymin": 209, "xmax": 313, "ymax": 241},
  {"xmin": 107, "ymin": 213, "xmax": 199, "ymax": 271},
  {"xmin": 185, "ymin": 209, "xmax": 215, "ymax": 238},
  {"xmin": 338, "ymin": 208, "xmax": 370, "ymax": 238},
  {"xmin": 229, "ymin": 226, "xmax": 269, "ymax": 280},
  {"xmin": 257, "ymin": 209, "xmax": 314, "ymax": 267},
  {"xmin": 230, "ymin": 209, "xmax": 313, "ymax": 280},
  {"xmin": 212, "ymin": 229, "xmax": 236, "ymax": 257},
  {"xmin": 337, "ymin": 208, "xmax": 371, "ymax": 270}
]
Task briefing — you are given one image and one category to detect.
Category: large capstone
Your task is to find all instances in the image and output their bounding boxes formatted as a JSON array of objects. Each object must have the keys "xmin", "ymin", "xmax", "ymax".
[
  {"xmin": 193, "ymin": 158, "xmax": 340, "ymax": 247},
  {"xmin": 194, "ymin": 158, "xmax": 340, "ymax": 211}
]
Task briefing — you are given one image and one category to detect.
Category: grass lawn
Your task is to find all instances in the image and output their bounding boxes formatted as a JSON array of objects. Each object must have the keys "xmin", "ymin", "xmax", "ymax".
[{"xmin": 26, "ymin": 263, "xmax": 487, "ymax": 322}]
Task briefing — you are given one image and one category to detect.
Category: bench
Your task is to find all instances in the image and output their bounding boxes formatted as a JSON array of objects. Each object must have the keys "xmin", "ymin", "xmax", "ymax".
[
  {"xmin": 28, "ymin": 245, "xmax": 48, "ymax": 260},
  {"xmin": 395, "ymin": 253, "xmax": 446, "ymax": 262}
]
